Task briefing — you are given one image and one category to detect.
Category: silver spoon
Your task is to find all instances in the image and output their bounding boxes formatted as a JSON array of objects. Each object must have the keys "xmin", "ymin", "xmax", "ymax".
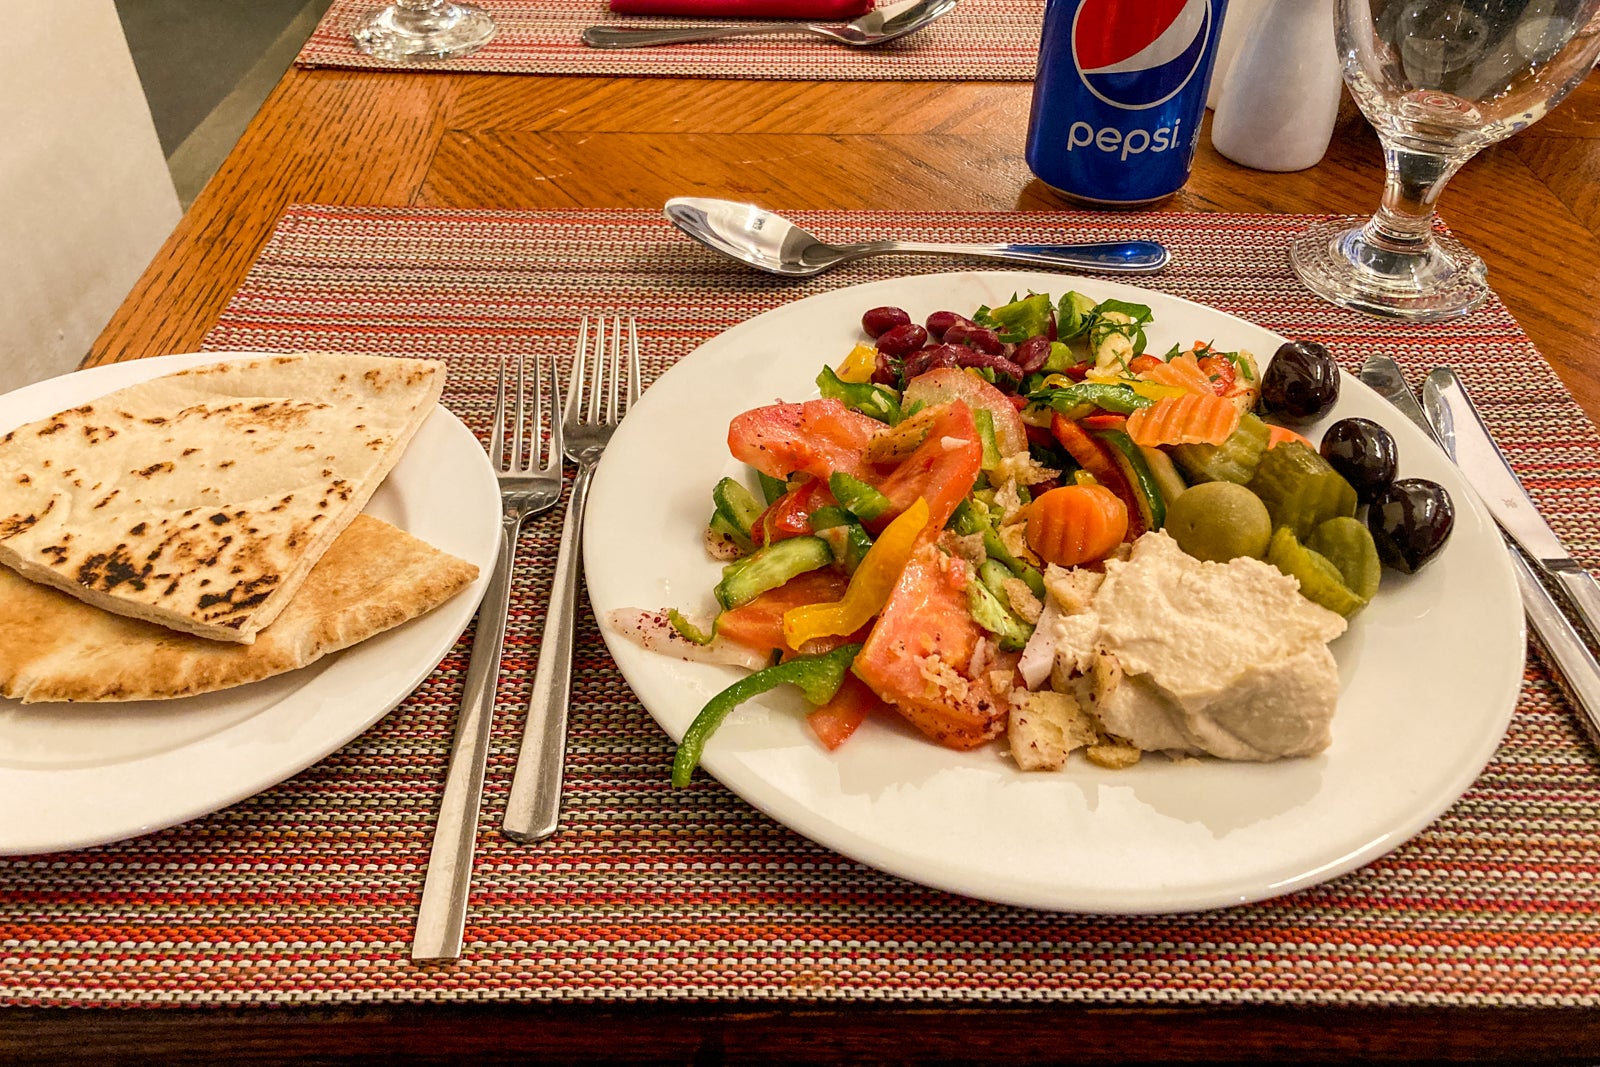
[
  {"xmin": 582, "ymin": 0, "xmax": 956, "ymax": 48},
  {"xmin": 664, "ymin": 197, "xmax": 1171, "ymax": 276}
]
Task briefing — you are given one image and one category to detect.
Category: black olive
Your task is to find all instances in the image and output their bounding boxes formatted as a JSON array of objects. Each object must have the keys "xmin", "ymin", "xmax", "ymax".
[
  {"xmin": 1261, "ymin": 340, "xmax": 1341, "ymax": 423},
  {"xmin": 1320, "ymin": 417, "xmax": 1399, "ymax": 504},
  {"xmin": 1367, "ymin": 478, "xmax": 1454, "ymax": 574}
]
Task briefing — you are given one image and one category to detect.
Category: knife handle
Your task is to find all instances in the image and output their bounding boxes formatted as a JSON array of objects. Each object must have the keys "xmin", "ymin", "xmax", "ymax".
[
  {"xmin": 1512, "ymin": 548, "xmax": 1600, "ymax": 750},
  {"xmin": 1546, "ymin": 560, "xmax": 1600, "ymax": 649}
]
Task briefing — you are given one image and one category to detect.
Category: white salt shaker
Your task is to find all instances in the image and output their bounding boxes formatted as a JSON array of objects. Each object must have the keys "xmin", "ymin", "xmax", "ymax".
[
  {"xmin": 1207, "ymin": 0, "xmax": 1269, "ymax": 109},
  {"xmin": 1210, "ymin": 0, "xmax": 1343, "ymax": 172}
]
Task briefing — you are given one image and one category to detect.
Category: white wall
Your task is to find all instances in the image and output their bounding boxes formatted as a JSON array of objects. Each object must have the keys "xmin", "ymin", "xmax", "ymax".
[{"xmin": 2, "ymin": 0, "xmax": 181, "ymax": 393}]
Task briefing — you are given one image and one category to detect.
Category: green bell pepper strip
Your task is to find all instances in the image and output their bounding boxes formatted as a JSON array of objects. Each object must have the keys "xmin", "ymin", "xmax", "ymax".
[
  {"xmin": 1029, "ymin": 382, "xmax": 1155, "ymax": 418},
  {"xmin": 671, "ymin": 642, "xmax": 863, "ymax": 787}
]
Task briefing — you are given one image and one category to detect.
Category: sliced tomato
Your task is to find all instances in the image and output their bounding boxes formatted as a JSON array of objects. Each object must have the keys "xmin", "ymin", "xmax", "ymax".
[
  {"xmin": 868, "ymin": 401, "xmax": 983, "ymax": 534},
  {"xmin": 753, "ymin": 477, "xmax": 835, "ymax": 544},
  {"xmin": 1127, "ymin": 354, "xmax": 1164, "ymax": 375},
  {"xmin": 715, "ymin": 569, "xmax": 850, "ymax": 658},
  {"xmin": 1080, "ymin": 412, "xmax": 1128, "ymax": 432},
  {"xmin": 727, "ymin": 399, "xmax": 880, "ymax": 483},
  {"xmin": 1197, "ymin": 353, "xmax": 1237, "ymax": 397},
  {"xmin": 852, "ymin": 542, "xmax": 1007, "ymax": 750},
  {"xmin": 806, "ymin": 673, "xmax": 885, "ymax": 751}
]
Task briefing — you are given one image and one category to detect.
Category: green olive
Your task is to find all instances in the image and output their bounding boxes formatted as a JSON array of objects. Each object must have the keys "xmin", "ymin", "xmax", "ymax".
[{"xmin": 1164, "ymin": 481, "xmax": 1273, "ymax": 563}]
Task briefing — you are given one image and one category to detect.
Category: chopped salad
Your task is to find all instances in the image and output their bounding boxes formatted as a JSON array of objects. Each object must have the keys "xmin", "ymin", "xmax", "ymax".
[{"xmin": 608, "ymin": 290, "xmax": 1455, "ymax": 784}]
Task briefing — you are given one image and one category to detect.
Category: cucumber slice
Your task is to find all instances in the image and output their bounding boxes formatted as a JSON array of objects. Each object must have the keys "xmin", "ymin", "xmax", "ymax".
[
  {"xmin": 712, "ymin": 477, "xmax": 764, "ymax": 542},
  {"xmin": 1306, "ymin": 516, "xmax": 1382, "ymax": 602},
  {"xmin": 1247, "ymin": 441, "xmax": 1358, "ymax": 540},
  {"xmin": 1266, "ymin": 526, "xmax": 1366, "ymax": 617},
  {"xmin": 757, "ymin": 471, "xmax": 789, "ymax": 506},
  {"xmin": 714, "ymin": 536, "xmax": 833, "ymax": 610},
  {"xmin": 816, "ymin": 523, "xmax": 873, "ymax": 576},
  {"xmin": 965, "ymin": 574, "xmax": 1034, "ymax": 651},
  {"xmin": 1171, "ymin": 411, "xmax": 1271, "ymax": 485},
  {"xmin": 1095, "ymin": 428, "xmax": 1166, "ymax": 531}
]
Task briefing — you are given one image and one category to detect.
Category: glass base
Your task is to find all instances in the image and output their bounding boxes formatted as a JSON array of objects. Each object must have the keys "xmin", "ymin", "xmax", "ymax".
[
  {"xmin": 1289, "ymin": 217, "xmax": 1490, "ymax": 323},
  {"xmin": 351, "ymin": 2, "xmax": 496, "ymax": 61}
]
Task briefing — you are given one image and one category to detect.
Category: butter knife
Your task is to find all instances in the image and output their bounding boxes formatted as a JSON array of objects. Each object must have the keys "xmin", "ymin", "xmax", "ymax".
[
  {"xmin": 1360, "ymin": 356, "xmax": 1600, "ymax": 748},
  {"xmin": 1422, "ymin": 367, "xmax": 1600, "ymax": 646}
]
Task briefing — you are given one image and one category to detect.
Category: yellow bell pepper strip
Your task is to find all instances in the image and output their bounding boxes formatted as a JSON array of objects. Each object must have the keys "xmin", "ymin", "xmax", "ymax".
[
  {"xmin": 671, "ymin": 642, "xmax": 862, "ymax": 787},
  {"xmin": 780, "ymin": 496, "xmax": 930, "ymax": 651},
  {"xmin": 835, "ymin": 342, "xmax": 879, "ymax": 383}
]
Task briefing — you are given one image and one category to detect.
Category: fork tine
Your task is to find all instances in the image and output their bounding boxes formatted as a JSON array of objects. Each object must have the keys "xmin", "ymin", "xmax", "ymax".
[
  {"xmin": 510, "ymin": 352, "xmax": 527, "ymax": 472},
  {"xmin": 490, "ymin": 357, "xmax": 509, "ymax": 471},
  {"xmin": 604, "ymin": 316, "xmax": 622, "ymax": 425},
  {"xmin": 625, "ymin": 317, "xmax": 641, "ymax": 412},
  {"xmin": 568, "ymin": 316, "xmax": 590, "ymax": 427},
  {"xmin": 542, "ymin": 350, "xmax": 563, "ymax": 472}
]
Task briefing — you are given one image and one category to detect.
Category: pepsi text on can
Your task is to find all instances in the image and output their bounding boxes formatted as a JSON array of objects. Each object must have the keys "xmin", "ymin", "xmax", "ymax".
[{"xmin": 1026, "ymin": 0, "xmax": 1230, "ymax": 206}]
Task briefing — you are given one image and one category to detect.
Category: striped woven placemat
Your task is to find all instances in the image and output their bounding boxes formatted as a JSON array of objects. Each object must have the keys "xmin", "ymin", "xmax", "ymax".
[
  {"xmin": 1, "ymin": 205, "xmax": 1598, "ymax": 1008},
  {"xmin": 296, "ymin": 0, "xmax": 1042, "ymax": 78}
]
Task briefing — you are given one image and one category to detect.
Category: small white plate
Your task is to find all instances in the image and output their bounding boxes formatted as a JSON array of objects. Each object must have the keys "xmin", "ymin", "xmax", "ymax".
[
  {"xmin": 584, "ymin": 271, "xmax": 1524, "ymax": 913},
  {"xmin": 0, "ymin": 352, "xmax": 500, "ymax": 855}
]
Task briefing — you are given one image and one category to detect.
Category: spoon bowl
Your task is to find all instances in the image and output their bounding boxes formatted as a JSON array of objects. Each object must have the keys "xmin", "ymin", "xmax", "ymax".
[
  {"xmin": 663, "ymin": 197, "xmax": 1171, "ymax": 277},
  {"xmin": 582, "ymin": 0, "xmax": 956, "ymax": 49}
]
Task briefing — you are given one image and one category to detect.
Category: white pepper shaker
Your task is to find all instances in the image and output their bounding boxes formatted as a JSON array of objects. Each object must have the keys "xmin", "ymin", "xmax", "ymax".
[{"xmin": 1210, "ymin": 0, "xmax": 1343, "ymax": 172}]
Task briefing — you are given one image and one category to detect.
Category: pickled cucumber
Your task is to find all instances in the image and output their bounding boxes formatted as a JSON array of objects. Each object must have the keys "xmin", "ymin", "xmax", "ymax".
[
  {"xmin": 1267, "ymin": 527, "xmax": 1366, "ymax": 617},
  {"xmin": 1171, "ymin": 411, "xmax": 1271, "ymax": 485},
  {"xmin": 1164, "ymin": 481, "xmax": 1272, "ymax": 562},
  {"xmin": 1306, "ymin": 516, "xmax": 1381, "ymax": 602},
  {"xmin": 1247, "ymin": 441, "xmax": 1358, "ymax": 540}
]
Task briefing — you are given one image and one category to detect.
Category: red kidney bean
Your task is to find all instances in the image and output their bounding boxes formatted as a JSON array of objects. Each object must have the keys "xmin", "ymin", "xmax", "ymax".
[
  {"xmin": 861, "ymin": 306, "xmax": 911, "ymax": 339},
  {"xmin": 905, "ymin": 344, "xmax": 964, "ymax": 379},
  {"xmin": 943, "ymin": 323, "xmax": 1005, "ymax": 355},
  {"xmin": 875, "ymin": 322, "xmax": 928, "ymax": 358},
  {"xmin": 1014, "ymin": 335, "xmax": 1053, "ymax": 374},
  {"xmin": 954, "ymin": 348, "xmax": 1024, "ymax": 381},
  {"xmin": 924, "ymin": 311, "xmax": 969, "ymax": 341},
  {"xmin": 871, "ymin": 349, "xmax": 900, "ymax": 385}
]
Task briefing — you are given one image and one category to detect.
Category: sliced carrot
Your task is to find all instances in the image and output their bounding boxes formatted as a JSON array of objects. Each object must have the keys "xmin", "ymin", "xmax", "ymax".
[
  {"xmin": 1125, "ymin": 391, "xmax": 1241, "ymax": 448},
  {"xmin": 1050, "ymin": 412, "xmax": 1144, "ymax": 539},
  {"xmin": 1267, "ymin": 423, "xmax": 1316, "ymax": 450},
  {"xmin": 1080, "ymin": 412, "xmax": 1128, "ymax": 431},
  {"xmin": 1135, "ymin": 352, "xmax": 1214, "ymax": 396},
  {"xmin": 1023, "ymin": 484, "xmax": 1129, "ymax": 567}
]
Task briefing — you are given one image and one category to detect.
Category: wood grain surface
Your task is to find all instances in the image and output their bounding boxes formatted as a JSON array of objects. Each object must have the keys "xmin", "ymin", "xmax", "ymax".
[{"xmin": 50, "ymin": 62, "xmax": 1600, "ymax": 1066}]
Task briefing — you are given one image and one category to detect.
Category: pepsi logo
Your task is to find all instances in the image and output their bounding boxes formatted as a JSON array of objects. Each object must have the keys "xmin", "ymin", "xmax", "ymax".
[{"xmin": 1071, "ymin": 0, "xmax": 1214, "ymax": 110}]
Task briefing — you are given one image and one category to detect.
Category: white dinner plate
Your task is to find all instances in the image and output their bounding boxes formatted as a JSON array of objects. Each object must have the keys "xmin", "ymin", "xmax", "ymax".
[
  {"xmin": 0, "ymin": 352, "xmax": 500, "ymax": 855},
  {"xmin": 585, "ymin": 272, "xmax": 1524, "ymax": 913}
]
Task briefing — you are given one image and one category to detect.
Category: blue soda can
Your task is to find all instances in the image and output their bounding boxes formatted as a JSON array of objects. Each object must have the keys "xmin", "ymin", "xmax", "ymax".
[{"xmin": 1025, "ymin": 0, "xmax": 1230, "ymax": 206}]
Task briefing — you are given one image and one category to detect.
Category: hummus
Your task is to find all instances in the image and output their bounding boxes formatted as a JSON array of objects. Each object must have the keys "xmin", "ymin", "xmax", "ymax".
[{"xmin": 1012, "ymin": 531, "xmax": 1347, "ymax": 767}]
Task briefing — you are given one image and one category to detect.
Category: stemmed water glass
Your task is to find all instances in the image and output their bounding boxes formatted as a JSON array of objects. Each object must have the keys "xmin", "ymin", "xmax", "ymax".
[
  {"xmin": 1291, "ymin": 0, "xmax": 1600, "ymax": 321},
  {"xmin": 352, "ymin": 0, "xmax": 497, "ymax": 61}
]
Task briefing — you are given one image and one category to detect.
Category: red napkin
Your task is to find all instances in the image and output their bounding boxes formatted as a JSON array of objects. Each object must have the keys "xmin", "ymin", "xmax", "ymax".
[{"xmin": 609, "ymin": 0, "xmax": 872, "ymax": 18}]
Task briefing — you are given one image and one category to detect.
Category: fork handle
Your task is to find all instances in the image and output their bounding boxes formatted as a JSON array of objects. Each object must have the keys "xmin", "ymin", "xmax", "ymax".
[
  {"xmin": 502, "ymin": 462, "xmax": 595, "ymax": 842},
  {"xmin": 412, "ymin": 510, "xmax": 521, "ymax": 960}
]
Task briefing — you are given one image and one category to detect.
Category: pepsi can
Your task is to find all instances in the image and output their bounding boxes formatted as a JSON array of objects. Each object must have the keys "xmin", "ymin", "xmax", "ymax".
[{"xmin": 1025, "ymin": 0, "xmax": 1229, "ymax": 206}]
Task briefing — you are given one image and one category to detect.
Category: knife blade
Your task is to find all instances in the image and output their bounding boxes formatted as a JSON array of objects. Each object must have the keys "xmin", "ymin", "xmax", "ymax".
[
  {"xmin": 1359, "ymin": 356, "xmax": 1600, "ymax": 749},
  {"xmin": 1422, "ymin": 367, "xmax": 1600, "ymax": 647}
]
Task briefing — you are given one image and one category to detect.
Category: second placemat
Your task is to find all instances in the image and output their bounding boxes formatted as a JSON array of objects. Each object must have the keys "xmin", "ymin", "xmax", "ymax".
[{"xmin": 298, "ymin": 0, "xmax": 1043, "ymax": 78}]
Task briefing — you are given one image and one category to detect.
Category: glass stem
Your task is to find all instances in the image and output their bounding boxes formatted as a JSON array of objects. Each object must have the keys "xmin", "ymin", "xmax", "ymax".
[{"xmin": 1360, "ymin": 140, "xmax": 1474, "ymax": 255}]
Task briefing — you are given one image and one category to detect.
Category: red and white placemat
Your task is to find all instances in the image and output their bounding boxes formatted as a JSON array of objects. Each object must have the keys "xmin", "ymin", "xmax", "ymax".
[
  {"xmin": 0, "ymin": 205, "xmax": 1597, "ymax": 1008},
  {"xmin": 297, "ymin": 0, "xmax": 1043, "ymax": 78}
]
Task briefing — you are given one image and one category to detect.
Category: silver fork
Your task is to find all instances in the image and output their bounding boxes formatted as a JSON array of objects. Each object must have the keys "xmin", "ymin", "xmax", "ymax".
[
  {"xmin": 502, "ymin": 316, "xmax": 641, "ymax": 842},
  {"xmin": 413, "ymin": 353, "xmax": 563, "ymax": 961}
]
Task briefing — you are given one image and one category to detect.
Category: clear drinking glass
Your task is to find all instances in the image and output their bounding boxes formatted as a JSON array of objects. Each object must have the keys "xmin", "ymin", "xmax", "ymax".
[
  {"xmin": 1290, "ymin": 0, "xmax": 1600, "ymax": 321},
  {"xmin": 352, "ymin": 0, "xmax": 497, "ymax": 61}
]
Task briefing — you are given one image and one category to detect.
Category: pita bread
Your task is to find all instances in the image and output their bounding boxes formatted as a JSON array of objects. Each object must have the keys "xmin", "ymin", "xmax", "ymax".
[
  {"xmin": 0, "ymin": 514, "xmax": 477, "ymax": 703},
  {"xmin": 0, "ymin": 353, "xmax": 445, "ymax": 643}
]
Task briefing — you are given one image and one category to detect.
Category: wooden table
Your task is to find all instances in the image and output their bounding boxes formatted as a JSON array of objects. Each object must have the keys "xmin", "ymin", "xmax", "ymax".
[{"xmin": 20, "ymin": 62, "xmax": 1600, "ymax": 1064}]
